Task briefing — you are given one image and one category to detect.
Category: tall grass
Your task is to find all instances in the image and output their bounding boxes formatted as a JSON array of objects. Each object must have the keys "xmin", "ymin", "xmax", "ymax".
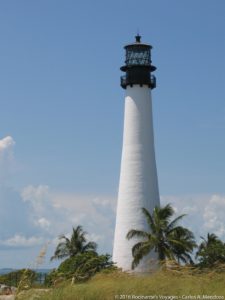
[
  {"xmin": 15, "ymin": 243, "xmax": 49, "ymax": 299},
  {"xmin": 17, "ymin": 267, "xmax": 225, "ymax": 300}
]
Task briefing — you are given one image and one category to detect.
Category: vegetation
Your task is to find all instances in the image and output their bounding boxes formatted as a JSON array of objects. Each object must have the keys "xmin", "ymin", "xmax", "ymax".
[
  {"xmin": 4, "ymin": 206, "xmax": 225, "ymax": 299},
  {"xmin": 0, "ymin": 269, "xmax": 37, "ymax": 288},
  {"xmin": 51, "ymin": 225, "xmax": 97, "ymax": 261},
  {"xmin": 127, "ymin": 204, "xmax": 196, "ymax": 269},
  {"xmin": 46, "ymin": 252, "xmax": 116, "ymax": 285},
  {"xmin": 17, "ymin": 269, "xmax": 225, "ymax": 300},
  {"xmin": 196, "ymin": 233, "xmax": 225, "ymax": 268},
  {"xmin": 45, "ymin": 226, "xmax": 116, "ymax": 286}
]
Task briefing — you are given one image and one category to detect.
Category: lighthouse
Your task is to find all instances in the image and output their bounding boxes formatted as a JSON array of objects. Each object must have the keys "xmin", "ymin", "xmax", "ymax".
[{"xmin": 113, "ymin": 35, "xmax": 160, "ymax": 272}]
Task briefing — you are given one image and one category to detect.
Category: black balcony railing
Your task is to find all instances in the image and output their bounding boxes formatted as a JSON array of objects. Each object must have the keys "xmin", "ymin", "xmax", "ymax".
[
  {"xmin": 120, "ymin": 75, "xmax": 126, "ymax": 88},
  {"xmin": 120, "ymin": 75, "xmax": 156, "ymax": 90},
  {"xmin": 151, "ymin": 75, "xmax": 156, "ymax": 89}
]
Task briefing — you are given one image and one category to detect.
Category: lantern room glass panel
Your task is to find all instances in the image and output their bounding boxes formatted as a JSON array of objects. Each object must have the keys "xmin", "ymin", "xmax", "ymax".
[{"xmin": 126, "ymin": 48, "xmax": 150, "ymax": 66}]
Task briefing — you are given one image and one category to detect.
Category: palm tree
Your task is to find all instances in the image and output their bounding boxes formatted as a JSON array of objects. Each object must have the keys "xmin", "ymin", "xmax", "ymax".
[
  {"xmin": 51, "ymin": 226, "xmax": 97, "ymax": 261},
  {"xmin": 196, "ymin": 233, "xmax": 220, "ymax": 255},
  {"xmin": 169, "ymin": 226, "xmax": 196, "ymax": 264},
  {"xmin": 126, "ymin": 204, "xmax": 196, "ymax": 269},
  {"xmin": 196, "ymin": 233, "xmax": 225, "ymax": 267}
]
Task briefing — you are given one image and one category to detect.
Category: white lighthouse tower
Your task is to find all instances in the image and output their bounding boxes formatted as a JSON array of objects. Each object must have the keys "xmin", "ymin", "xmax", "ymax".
[{"xmin": 113, "ymin": 35, "xmax": 160, "ymax": 273}]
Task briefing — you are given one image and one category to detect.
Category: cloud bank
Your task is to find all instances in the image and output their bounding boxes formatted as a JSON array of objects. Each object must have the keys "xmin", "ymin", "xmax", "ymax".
[
  {"xmin": 161, "ymin": 194, "xmax": 225, "ymax": 243},
  {"xmin": 0, "ymin": 135, "xmax": 225, "ymax": 267},
  {"xmin": 0, "ymin": 136, "xmax": 116, "ymax": 264}
]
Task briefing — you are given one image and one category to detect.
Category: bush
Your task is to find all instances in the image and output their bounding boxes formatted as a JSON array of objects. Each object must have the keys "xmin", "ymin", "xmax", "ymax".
[
  {"xmin": 45, "ymin": 252, "xmax": 116, "ymax": 286},
  {"xmin": 0, "ymin": 269, "xmax": 37, "ymax": 288},
  {"xmin": 197, "ymin": 237, "xmax": 225, "ymax": 268}
]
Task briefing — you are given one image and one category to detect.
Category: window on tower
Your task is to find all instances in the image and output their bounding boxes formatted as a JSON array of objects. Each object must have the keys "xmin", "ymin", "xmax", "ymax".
[{"xmin": 126, "ymin": 48, "xmax": 150, "ymax": 66}]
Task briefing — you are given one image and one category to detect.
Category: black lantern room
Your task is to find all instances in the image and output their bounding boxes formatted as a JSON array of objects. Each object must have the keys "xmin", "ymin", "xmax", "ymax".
[{"xmin": 120, "ymin": 35, "xmax": 156, "ymax": 89}]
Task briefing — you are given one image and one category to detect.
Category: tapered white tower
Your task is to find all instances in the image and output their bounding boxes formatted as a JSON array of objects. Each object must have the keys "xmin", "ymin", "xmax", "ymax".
[{"xmin": 113, "ymin": 35, "xmax": 160, "ymax": 273}]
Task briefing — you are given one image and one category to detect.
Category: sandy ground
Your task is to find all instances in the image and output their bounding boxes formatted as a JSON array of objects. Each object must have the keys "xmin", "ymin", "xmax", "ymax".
[{"xmin": 0, "ymin": 296, "xmax": 15, "ymax": 300}]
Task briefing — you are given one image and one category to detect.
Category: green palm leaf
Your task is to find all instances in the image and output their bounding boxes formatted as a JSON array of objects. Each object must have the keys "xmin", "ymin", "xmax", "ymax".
[
  {"xmin": 127, "ymin": 203, "xmax": 196, "ymax": 270},
  {"xmin": 127, "ymin": 229, "xmax": 149, "ymax": 240},
  {"xmin": 51, "ymin": 226, "xmax": 97, "ymax": 261}
]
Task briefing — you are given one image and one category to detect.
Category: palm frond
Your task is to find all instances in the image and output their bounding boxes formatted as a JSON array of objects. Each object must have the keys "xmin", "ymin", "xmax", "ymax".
[
  {"xmin": 162, "ymin": 246, "xmax": 174, "ymax": 261},
  {"xmin": 83, "ymin": 241, "xmax": 97, "ymax": 252},
  {"xmin": 158, "ymin": 204, "xmax": 174, "ymax": 221},
  {"xmin": 166, "ymin": 214, "xmax": 186, "ymax": 232},
  {"xmin": 141, "ymin": 207, "xmax": 155, "ymax": 231},
  {"xmin": 131, "ymin": 242, "xmax": 145, "ymax": 257},
  {"xmin": 131, "ymin": 243, "xmax": 154, "ymax": 270},
  {"xmin": 50, "ymin": 225, "xmax": 98, "ymax": 262},
  {"xmin": 126, "ymin": 204, "xmax": 196, "ymax": 268},
  {"xmin": 126, "ymin": 229, "xmax": 149, "ymax": 240}
]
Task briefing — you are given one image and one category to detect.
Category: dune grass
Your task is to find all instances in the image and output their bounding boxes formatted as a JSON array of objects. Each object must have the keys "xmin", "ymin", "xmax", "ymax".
[{"xmin": 17, "ymin": 269, "xmax": 225, "ymax": 300}]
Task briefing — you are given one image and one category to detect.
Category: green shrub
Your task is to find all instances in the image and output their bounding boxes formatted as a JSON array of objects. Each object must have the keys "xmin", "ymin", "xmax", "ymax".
[
  {"xmin": 45, "ymin": 252, "xmax": 116, "ymax": 286},
  {"xmin": 0, "ymin": 269, "xmax": 37, "ymax": 288}
]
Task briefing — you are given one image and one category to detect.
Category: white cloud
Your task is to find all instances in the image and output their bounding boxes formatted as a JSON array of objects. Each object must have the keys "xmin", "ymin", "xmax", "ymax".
[
  {"xmin": 3, "ymin": 183, "xmax": 225, "ymax": 256},
  {"xmin": 21, "ymin": 185, "xmax": 49, "ymax": 202},
  {"xmin": 161, "ymin": 194, "xmax": 225, "ymax": 242},
  {"xmin": 92, "ymin": 196, "xmax": 116, "ymax": 211},
  {"xmin": 1, "ymin": 142, "xmax": 224, "ymax": 267},
  {"xmin": 0, "ymin": 136, "xmax": 195, "ymax": 265},
  {"xmin": 21, "ymin": 185, "xmax": 57, "ymax": 231},
  {"xmin": 19, "ymin": 186, "xmax": 116, "ymax": 254},
  {"xmin": 203, "ymin": 194, "xmax": 225, "ymax": 237},
  {"xmin": 210, "ymin": 194, "xmax": 225, "ymax": 206},
  {"xmin": 0, "ymin": 136, "xmax": 15, "ymax": 181},
  {"xmin": 0, "ymin": 136, "xmax": 15, "ymax": 153},
  {"xmin": 0, "ymin": 234, "xmax": 43, "ymax": 248},
  {"xmin": 36, "ymin": 218, "xmax": 51, "ymax": 229},
  {"xmin": 50, "ymin": 192, "xmax": 116, "ymax": 253}
]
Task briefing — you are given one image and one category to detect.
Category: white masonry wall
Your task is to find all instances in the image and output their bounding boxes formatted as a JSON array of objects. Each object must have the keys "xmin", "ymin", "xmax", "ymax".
[{"xmin": 113, "ymin": 84, "xmax": 160, "ymax": 273}]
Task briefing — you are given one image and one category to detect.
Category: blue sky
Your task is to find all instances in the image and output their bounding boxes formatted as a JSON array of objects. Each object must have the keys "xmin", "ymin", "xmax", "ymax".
[{"xmin": 0, "ymin": 0, "xmax": 225, "ymax": 268}]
